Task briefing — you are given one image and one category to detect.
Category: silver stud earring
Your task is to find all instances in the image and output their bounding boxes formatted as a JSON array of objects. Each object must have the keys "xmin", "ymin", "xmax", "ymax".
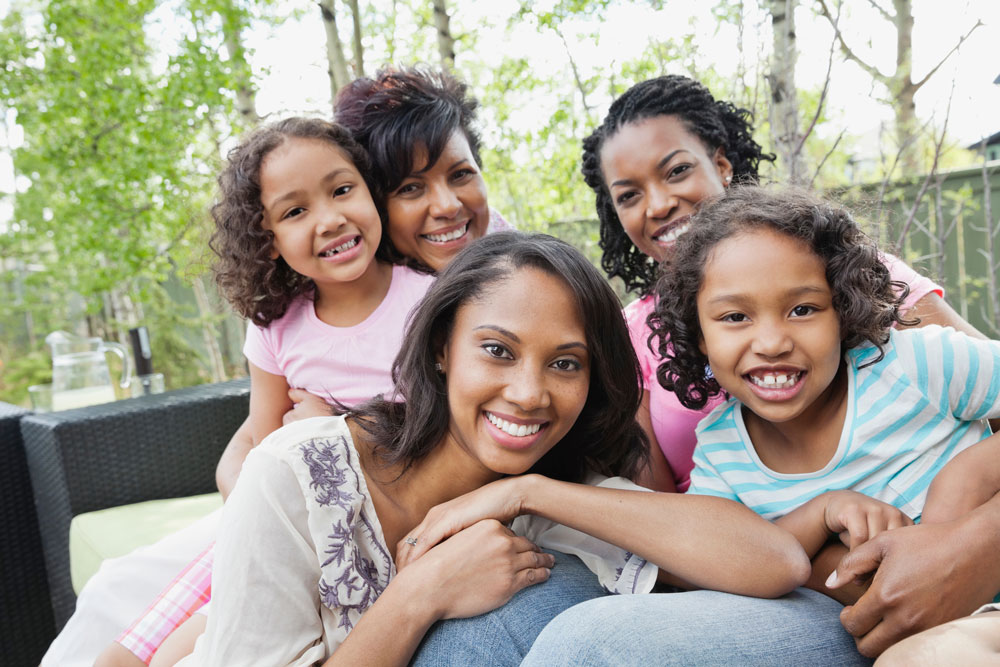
[
  {"xmin": 434, "ymin": 362, "xmax": 443, "ymax": 373},
  {"xmin": 724, "ymin": 175, "xmax": 731, "ymax": 184}
]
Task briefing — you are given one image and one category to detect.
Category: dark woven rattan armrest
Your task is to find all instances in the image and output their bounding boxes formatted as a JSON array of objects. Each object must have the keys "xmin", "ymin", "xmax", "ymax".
[{"xmin": 21, "ymin": 378, "xmax": 249, "ymax": 629}]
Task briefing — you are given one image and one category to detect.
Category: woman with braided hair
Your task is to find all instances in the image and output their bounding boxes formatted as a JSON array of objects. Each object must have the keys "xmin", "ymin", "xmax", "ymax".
[{"xmin": 581, "ymin": 74, "xmax": 981, "ymax": 494}]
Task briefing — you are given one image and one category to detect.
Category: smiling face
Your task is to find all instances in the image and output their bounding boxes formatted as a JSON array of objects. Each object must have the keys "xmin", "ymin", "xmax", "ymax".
[
  {"xmin": 436, "ymin": 266, "xmax": 591, "ymax": 477},
  {"xmin": 259, "ymin": 137, "xmax": 382, "ymax": 288},
  {"xmin": 600, "ymin": 115, "xmax": 732, "ymax": 263},
  {"xmin": 386, "ymin": 130, "xmax": 489, "ymax": 272},
  {"xmin": 696, "ymin": 227, "xmax": 844, "ymax": 428}
]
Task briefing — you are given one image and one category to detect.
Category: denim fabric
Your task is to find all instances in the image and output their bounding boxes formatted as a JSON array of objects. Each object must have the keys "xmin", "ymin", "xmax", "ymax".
[
  {"xmin": 521, "ymin": 587, "xmax": 873, "ymax": 666},
  {"xmin": 410, "ymin": 550, "xmax": 608, "ymax": 666}
]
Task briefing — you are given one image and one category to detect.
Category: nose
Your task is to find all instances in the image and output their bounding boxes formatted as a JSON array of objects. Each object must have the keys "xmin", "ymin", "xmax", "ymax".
[
  {"xmin": 315, "ymin": 199, "xmax": 346, "ymax": 234},
  {"xmin": 750, "ymin": 322, "xmax": 794, "ymax": 358},
  {"xmin": 427, "ymin": 181, "xmax": 461, "ymax": 219},
  {"xmin": 501, "ymin": 363, "xmax": 551, "ymax": 413},
  {"xmin": 645, "ymin": 184, "xmax": 676, "ymax": 220}
]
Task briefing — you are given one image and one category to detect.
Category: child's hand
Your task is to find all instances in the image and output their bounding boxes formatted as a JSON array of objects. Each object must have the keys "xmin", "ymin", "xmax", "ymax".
[
  {"xmin": 822, "ymin": 490, "xmax": 913, "ymax": 550},
  {"xmin": 396, "ymin": 476, "xmax": 529, "ymax": 569},
  {"xmin": 282, "ymin": 388, "xmax": 332, "ymax": 424}
]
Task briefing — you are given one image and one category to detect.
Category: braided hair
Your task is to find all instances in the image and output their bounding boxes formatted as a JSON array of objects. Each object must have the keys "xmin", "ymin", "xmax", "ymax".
[{"xmin": 582, "ymin": 75, "xmax": 774, "ymax": 296}]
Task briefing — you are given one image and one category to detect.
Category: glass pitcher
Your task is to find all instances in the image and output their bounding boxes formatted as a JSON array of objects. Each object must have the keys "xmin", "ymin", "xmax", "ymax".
[{"xmin": 46, "ymin": 330, "xmax": 132, "ymax": 410}]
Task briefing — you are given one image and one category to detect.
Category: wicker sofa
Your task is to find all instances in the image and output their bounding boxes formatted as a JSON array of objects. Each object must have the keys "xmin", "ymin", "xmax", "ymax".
[{"xmin": 2, "ymin": 378, "xmax": 248, "ymax": 663}]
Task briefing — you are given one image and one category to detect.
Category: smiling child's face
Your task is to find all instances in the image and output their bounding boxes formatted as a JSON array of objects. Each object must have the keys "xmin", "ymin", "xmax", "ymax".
[{"xmin": 696, "ymin": 227, "xmax": 844, "ymax": 429}]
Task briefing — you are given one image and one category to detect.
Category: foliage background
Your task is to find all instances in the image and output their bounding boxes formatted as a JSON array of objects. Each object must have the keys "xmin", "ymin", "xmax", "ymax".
[{"xmin": 1, "ymin": 0, "xmax": 997, "ymax": 406}]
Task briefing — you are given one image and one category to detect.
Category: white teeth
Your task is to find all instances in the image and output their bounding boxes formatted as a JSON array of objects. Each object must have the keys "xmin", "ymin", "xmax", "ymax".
[
  {"xmin": 654, "ymin": 221, "xmax": 691, "ymax": 244},
  {"xmin": 486, "ymin": 412, "xmax": 542, "ymax": 437},
  {"xmin": 423, "ymin": 223, "xmax": 469, "ymax": 243},
  {"xmin": 320, "ymin": 237, "xmax": 358, "ymax": 257},
  {"xmin": 749, "ymin": 372, "xmax": 800, "ymax": 389}
]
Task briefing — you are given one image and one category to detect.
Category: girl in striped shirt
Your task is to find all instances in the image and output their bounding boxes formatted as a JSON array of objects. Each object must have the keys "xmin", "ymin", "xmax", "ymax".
[{"xmin": 650, "ymin": 185, "xmax": 1000, "ymax": 603}]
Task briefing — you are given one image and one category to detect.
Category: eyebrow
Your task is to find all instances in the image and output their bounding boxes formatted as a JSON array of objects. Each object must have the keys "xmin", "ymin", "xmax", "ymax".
[
  {"xmin": 704, "ymin": 285, "xmax": 829, "ymax": 306},
  {"xmin": 264, "ymin": 168, "xmax": 353, "ymax": 211},
  {"xmin": 473, "ymin": 325, "xmax": 588, "ymax": 351},
  {"xmin": 610, "ymin": 149, "xmax": 687, "ymax": 188}
]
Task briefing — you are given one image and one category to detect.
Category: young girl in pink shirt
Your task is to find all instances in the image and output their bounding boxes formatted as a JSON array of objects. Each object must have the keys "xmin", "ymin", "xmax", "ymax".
[{"xmin": 97, "ymin": 118, "xmax": 434, "ymax": 667}]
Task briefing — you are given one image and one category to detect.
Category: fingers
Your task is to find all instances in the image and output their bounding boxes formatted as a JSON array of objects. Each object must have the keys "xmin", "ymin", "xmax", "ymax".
[
  {"xmin": 827, "ymin": 537, "xmax": 885, "ymax": 589},
  {"xmin": 842, "ymin": 509, "xmax": 869, "ymax": 551},
  {"xmin": 850, "ymin": 618, "xmax": 903, "ymax": 659}
]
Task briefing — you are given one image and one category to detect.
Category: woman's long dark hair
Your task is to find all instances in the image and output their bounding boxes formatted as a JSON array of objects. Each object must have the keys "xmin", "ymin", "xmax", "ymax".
[
  {"xmin": 351, "ymin": 231, "xmax": 649, "ymax": 482},
  {"xmin": 582, "ymin": 75, "xmax": 774, "ymax": 296}
]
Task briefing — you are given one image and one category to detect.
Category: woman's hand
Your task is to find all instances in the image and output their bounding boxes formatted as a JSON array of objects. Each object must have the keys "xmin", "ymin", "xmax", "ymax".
[
  {"xmin": 282, "ymin": 388, "xmax": 332, "ymax": 425},
  {"xmin": 394, "ymin": 519, "xmax": 554, "ymax": 620},
  {"xmin": 396, "ymin": 476, "xmax": 530, "ymax": 568},
  {"xmin": 828, "ymin": 509, "xmax": 1000, "ymax": 657},
  {"xmin": 823, "ymin": 490, "xmax": 913, "ymax": 550}
]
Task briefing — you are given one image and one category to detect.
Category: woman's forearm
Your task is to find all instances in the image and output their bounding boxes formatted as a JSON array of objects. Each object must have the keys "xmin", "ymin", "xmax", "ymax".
[
  {"xmin": 517, "ymin": 475, "xmax": 810, "ymax": 598},
  {"xmin": 322, "ymin": 574, "xmax": 437, "ymax": 667}
]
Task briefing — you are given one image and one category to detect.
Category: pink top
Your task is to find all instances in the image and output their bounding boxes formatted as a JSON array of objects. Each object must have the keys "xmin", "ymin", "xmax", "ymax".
[
  {"xmin": 243, "ymin": 264, "xmax": 435, "ymax": 408},
  {"xmin": 625, "ymin": 253, "xmax": 944, "ymax": 492}
]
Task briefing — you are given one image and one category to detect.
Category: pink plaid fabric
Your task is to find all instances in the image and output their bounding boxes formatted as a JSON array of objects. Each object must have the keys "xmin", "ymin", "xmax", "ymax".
[{"xmin": 116, "ymin": 543, "xmax": 215, "ymax": 664}]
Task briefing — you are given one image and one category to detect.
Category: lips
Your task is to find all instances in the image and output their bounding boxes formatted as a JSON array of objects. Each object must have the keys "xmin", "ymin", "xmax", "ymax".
[
  {"xmin": 485, "ymin": 411, "xmax": 544, "ymax": 437},
  {"xmin": 652, "ymin": 216, "xmax": 692, "ymax": 246},
  {"xmin": 318, "ymin": 235, "xmax": 360, "ymax": 257},
  {"xmin": 743, "ymin": 368, "xmax": 806, "ymax": 402},
  {"xmin": 422, "ymin": 222, "xmax": 469, "ymax": 244}
]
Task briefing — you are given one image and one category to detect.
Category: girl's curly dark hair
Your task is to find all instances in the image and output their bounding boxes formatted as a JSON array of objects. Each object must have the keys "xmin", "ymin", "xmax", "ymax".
[
  {"xmin": 209, "ymin": 117, "xmax": 388, "ymax": 325},
  {"xmin": 334, "ymin": 66, "xmax": 482, "ymax": 269},
  {"xmin": 649, "ymin": 186, "xmax": 914, "ymax": 411},
  {"xmin": 582, "ymin": 74, "xmax": 775, "ymax": 296}
]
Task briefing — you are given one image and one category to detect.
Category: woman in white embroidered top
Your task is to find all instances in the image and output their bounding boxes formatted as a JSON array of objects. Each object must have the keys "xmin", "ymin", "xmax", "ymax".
[{"xmin": 179, "ymin": 232, "xmax": 807, "ymax": 666}]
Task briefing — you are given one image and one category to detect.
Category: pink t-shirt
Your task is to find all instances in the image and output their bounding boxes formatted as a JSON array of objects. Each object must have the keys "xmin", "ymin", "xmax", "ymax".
[
  {"xmin": 243, "ymin": 264, "xmax": 435, "ymax": 408},
  {"xmin": 625, "ymin": 252, "xmax": 944, "ymax": 492}
]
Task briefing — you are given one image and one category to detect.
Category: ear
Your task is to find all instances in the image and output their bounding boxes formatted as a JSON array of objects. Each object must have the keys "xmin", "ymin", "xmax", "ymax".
[
  {"xmin": 268, "ymin": 245, "xmax": 280, "ymax": 260},
  {"xmin": 713, "ymin": 147, "xmax": 733, "ymax": 186}
]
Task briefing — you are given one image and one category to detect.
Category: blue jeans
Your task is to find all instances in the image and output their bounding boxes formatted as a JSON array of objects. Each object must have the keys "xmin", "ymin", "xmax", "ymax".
[
  {"xmin": 410, "ymin": 550, "xmax": 608, "ymax": 666},
  {"xmin": 521, "ymin": 587, "xmax": 873, "ymax": 666}
]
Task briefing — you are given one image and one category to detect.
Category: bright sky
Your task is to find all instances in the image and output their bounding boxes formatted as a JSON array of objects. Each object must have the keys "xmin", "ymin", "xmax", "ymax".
[{"xmin": 1, "ymin": 0, "xmax": 999, "ymax": 205}]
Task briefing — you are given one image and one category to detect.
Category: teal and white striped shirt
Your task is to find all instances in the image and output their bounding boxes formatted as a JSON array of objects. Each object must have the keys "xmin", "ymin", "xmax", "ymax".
[{"xmin": 688, "ymin": 325, "xmax": 1000, "ymax": 521}]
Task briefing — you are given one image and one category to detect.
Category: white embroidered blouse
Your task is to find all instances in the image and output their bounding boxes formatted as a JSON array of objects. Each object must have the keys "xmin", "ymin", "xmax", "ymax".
[{"xmin": 179, "ymin": 416, "xmax": 656, "ymax": 666}]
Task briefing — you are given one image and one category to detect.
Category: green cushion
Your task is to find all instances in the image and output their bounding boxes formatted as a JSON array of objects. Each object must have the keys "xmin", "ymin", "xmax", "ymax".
[{"xmin": 70, "ymin": 493, "xmax": 223, "ymax": 594}]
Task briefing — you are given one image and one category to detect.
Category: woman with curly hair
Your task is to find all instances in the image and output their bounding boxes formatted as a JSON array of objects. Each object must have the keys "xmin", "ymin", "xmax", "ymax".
[{"xmin": 579, "ymin": 74, "xmax": 981, "ymax": 494}]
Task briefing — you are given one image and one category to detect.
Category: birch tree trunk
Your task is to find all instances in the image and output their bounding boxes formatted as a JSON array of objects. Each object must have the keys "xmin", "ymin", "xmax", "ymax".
[
  {"xmin": 432, "ymin": 0, "xmax": 456, "ymax": 68},
  {"xmin": 765, "ymin": 0, "xmax": 805, "ymax": 184},
  {"xmin": 346, "ymin": 0, "xmax": 364, "ymax": 76},
  {"xmin": 193, "ymin": 275, "xmax": 228, "ymax": 383},
  {"xmin": 319, "ymin": 0, "xmax": 352, "ymax": 101}
]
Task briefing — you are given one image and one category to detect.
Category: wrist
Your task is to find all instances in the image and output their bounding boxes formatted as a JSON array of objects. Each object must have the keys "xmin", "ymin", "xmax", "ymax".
[
  {"xmin": 516, "ymin": 473, "xmax": 546, "ymax": 517},
  {"xmin": 388, "ymin": 562, "xmax": 447, "ymax": 624}
]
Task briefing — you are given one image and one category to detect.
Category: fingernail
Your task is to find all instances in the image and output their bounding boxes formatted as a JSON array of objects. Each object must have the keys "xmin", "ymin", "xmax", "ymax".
[{"xmin": 825, "ymin": 570, "xmax": 839, "ymax": 588}]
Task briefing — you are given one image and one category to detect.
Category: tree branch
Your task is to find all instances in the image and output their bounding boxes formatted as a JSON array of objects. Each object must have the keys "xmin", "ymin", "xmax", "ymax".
[
  {"xmin": 817, "ymin": 0, "xmax": 886, "ymax": 83},
  {"xmin": 864, "ymin": 0, "xmax": 893, "ymax": 24},
  {"xmin": 911, "ymin": 19, "xmax": 982, "ymax": 92}
]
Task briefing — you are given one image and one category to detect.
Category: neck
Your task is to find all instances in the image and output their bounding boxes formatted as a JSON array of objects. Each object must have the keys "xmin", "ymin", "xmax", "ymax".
[
  {"xmin": 313, "ymin": 260, "xmax": 393, "ymax": 327},
  {"xmin": 374, "ymin": 431, "xmax": 504, "ymax": 521}
]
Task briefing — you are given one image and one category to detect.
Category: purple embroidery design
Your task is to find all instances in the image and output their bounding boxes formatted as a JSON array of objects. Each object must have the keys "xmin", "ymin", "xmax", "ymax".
[{"xmin": 300, "ymin": 435, "xmax": 392, "ymax": 632}]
